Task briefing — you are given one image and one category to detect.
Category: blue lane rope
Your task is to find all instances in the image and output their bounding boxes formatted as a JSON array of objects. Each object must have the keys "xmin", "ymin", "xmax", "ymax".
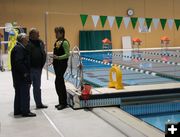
[
  {"xmin": 108, "ymin": 53, "xmax": 180, "ymax": 66},
  {"xmin": 143, "ymin": 51, "xmax": 180, "ymax": 58},
  {"xmin": 81, "ymin": 56, "xmax": 180, "ymax": 82}
]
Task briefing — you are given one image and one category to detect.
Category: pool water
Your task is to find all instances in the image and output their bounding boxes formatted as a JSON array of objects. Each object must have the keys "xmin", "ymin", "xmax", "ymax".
[{"xmin": 138, "ymin": 112, "xmax": 180, "ymax": 131}]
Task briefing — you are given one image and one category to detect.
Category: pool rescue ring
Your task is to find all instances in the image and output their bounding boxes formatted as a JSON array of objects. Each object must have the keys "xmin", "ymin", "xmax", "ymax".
[{"xmin": 108, "ymin": 65, "xmax": 124, "ymax": 90}]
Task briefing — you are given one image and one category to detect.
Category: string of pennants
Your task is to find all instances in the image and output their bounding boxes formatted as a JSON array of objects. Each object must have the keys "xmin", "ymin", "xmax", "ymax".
[{"xmin": 80, "ymin": 14, "xmax": 180, "ymax": 30}]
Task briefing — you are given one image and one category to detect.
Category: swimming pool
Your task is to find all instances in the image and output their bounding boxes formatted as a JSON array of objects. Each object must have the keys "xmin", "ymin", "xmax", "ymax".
[
  {"xmin": 120, "ymin": 102, "xmax": 180, "ymax": 132},
  {"xmin": 139, "ymin": 112, "xmax": 180, "ymax": 131},
  {"xmin": 47, "ymin": 48, "xmax": 180, "ymax": 132},
  {"xmin": 48, "ymin": 49, "xmax": 180, "ymax": 87},
  {"xmin": 80, "ymin": 49, "xmax": 180, "ymax": 87}
]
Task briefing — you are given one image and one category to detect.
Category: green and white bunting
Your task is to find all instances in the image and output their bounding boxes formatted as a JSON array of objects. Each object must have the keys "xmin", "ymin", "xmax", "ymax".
[
  {"xmin": 123, "ymin": 17, "xmax": 130, "ymax": 29},
  {"xmin": 175, "ymin": 19, "xmax": 180, "ymax": 30},
  {"xmin": 160, "ymin": 19, "xmax": 167, "ymax": 30},
  {"xmin": 167, "ymin": 19, "xmax": 174, "ymax": 30},
  {"xmin": 91, "ymin": 15, "xmax": 99, "ymax": 28},
  {"xmin": 138, "ymin": 18, "xmax": 145, "ymax": 29},
  {"xmin": 107, "ymin": 16, "xmax": 115, "ymax": 28},
  {"xmin": 80, "ymin": 13, "xmax": 180, "ymax": 31},
  {"xmin": 115, "ymin": 16, "xmax": 123, "ymax": 29},
  {"xmin": 131, "ymin": 17, "xmax": 138, "ymax": 29},
  {"xmin": 100, "ymin": 16, "xmax": 107, "ymax": 28},
  {"xmin": 80, "ymin": 14, "xmax": 88, "ymax": 27},
  {"xmin": 145, "ymin": 18, "xmax": 152, "ymax": 29},
  {"xmin": 153, "ymin": 18, "xmax": 159, "ymax": 30}
]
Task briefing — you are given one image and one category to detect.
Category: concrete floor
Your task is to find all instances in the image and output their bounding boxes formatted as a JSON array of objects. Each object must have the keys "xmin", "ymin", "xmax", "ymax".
[
  {"xmin": 0, "ymin": 67, "xmax": 164, "ymax": 137},
  {"xmin": 0, "ymin": 70, "xmax": 125, "ymax": 137}
]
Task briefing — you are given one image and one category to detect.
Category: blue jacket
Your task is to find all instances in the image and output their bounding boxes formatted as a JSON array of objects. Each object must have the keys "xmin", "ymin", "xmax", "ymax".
[{"xmin": 11, "ymin": 42, "xmax": 31, "ymax": 86}]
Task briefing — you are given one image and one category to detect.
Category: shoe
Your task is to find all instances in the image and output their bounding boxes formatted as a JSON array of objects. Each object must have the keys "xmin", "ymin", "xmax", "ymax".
[
  {"xmin": 36, "ymin": 104, "xmax": 48, "ymax": 109},
  {"xmin": 22, "ymin": 112, "xmax": 36, "ymax": 117},
  {"xmin": 57, "ymin": 105, "xmax": 67, "ymax": 110},
  {"xmin": 14, "ymin": 112, "xmax": 22, "ymax": 116},
  {"xmin": 55, "ymin": 104, "xmax": 60, "ymax": 108}
]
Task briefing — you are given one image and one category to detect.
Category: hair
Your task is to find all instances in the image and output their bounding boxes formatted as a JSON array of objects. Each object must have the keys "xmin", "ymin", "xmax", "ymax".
[
  {"xmin": 54, "ymin": 26, "xmax": 65, "ymax": 38},
  {"xmin": 29, "ymin": 28, "xmax": 38, "ymax": 39},
  {"xmin": 17, "ymin": 33, "xmax": 27, "ymax": 42}
]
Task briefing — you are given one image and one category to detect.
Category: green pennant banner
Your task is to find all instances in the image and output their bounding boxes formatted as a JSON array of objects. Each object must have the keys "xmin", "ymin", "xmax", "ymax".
[
  {"xmin": 115, "ymin": 16, "xmax": 123, "ymax": 29},
  {"xmin": 100, "ymin": 16, "xmax": 107, "ymax": 27},
  {"xmin": 175, "ymin": 19, "xmax": 180, "ymax": 30},
  {"xmin": 80, "ymin": 14, "xmax": 88, "ymax": 27},
  {"xmin": 131, "ymin": 17, "xmax": 138, "ymax": 29},
  {"xmin": 160, "ymin": 19, "xmax": 167, "ymax": 30},
  {"xmin": 80, "ymin": 14, "xmax": 180, "ymax": 31},
  {"xmin": 145, "ymin": 18, "xmax": 152, "ymax": 29}
]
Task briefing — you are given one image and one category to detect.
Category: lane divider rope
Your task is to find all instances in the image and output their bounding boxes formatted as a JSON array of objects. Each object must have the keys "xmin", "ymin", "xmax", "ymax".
[
  {"xmin": 143, "ymin": 51, "xmax": 180, "ymax": 58},
  {"xmin": 108, "ymin": 53, "xmax": 180, "ymax": 66},
  {"xmin": 81, "ymin": 56, "xmax": 180, "ymax": 82}
]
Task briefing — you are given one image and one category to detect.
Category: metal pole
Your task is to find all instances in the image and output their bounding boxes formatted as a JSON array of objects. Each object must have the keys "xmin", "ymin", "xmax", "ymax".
[{"xmin": 45, "ymin": 11, "xmax": 49, "ymax": 80}]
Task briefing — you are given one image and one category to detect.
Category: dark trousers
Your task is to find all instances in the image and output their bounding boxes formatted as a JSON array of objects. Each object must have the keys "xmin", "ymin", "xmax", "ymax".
[
  {"xmin": 53, "ymin": 63, "xmax": 67, "ymax": 105},
  {"xmin": 30, "ymin": 68, "xmax": 43, "ymax": 106},
  {"xmin": 14, "ymin": 83, "xmax": 30, "ymax": 114}
]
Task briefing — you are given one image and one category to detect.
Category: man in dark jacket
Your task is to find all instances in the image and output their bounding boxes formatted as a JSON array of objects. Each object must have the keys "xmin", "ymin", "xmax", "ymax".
[
  {"xmin": 28, "ymin": 28, "xmax": 47, "ymax": 109},
  {"xmin": 11, "ymin": 33, "xmax": 36, "ymax": 117}
]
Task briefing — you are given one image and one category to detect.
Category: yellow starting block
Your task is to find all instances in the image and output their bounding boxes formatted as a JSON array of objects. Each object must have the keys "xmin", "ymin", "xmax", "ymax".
[{"xmin": 108, "ymin": 65, "xmax": 124, "ymax": 90}]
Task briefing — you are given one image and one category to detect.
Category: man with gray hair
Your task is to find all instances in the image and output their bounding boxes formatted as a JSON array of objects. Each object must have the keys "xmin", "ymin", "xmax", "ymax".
[{"xmin": 11, "ymin": 33, "xmax": 36, "ymax": 117}]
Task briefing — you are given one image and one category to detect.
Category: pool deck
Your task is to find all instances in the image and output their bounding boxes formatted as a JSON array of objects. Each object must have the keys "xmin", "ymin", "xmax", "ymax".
[
  {"xmin": 93, "ymin": 82, "xmax": 180, "ymax": 94},
  {"xmin": 0, "ymin": 70, "xmax": 165, "ymax": 137}
]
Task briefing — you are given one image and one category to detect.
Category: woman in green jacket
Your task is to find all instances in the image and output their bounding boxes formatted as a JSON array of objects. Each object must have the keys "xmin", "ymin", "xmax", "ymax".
[{"xmin": 51, "ymin": 27, "xmax": 70, "ymax": 110}]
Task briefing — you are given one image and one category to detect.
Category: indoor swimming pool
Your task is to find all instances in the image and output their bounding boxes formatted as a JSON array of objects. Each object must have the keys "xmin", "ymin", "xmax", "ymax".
[{"xmin": 47, "ymin": 48, "xmax": 180, "ymax": 132}]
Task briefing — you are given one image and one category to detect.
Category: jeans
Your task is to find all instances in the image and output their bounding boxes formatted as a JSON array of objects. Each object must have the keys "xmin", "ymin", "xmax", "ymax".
[{"xmin": 30, "ymin": 68, "xmax": 43, "ymax": 106}]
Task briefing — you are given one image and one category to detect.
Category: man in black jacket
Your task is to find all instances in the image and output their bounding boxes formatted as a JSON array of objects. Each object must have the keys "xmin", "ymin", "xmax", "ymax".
[
  {"xmin": 28, "ymin": 28, "xmax": 47, "ymax": 109},
  {"xmin": 11, "ymin": 33, "xmax": 36, "ymax": 117}
]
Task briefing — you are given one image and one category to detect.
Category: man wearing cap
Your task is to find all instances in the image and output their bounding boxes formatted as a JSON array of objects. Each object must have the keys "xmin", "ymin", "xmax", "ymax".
[{"xmin": 11, "ymin": 33, "xmax": 36, "ymax": 117}]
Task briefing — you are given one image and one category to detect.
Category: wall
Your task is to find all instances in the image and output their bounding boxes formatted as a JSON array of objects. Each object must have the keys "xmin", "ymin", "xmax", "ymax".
[{"xmin": 0, "ymin": 0, "xmax": 180, "ymax": 51}]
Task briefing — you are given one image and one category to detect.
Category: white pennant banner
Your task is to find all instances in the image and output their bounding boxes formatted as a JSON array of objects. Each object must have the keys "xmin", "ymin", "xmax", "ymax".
[
  {"xmin": 123, "ymin": 17, "xmax": 130, "ymax": 29},
  {"xmin": 92, "ymin": 15, "xmax": 99, "ymax": 28},
  {"xmin": 138, "ymin": 18, "xmax": 145, "ymax": 28},
  {"xmin": 167, "ymin": 19, "xmax": 174, "ymax": 30},
  {"xmin": 107, "ymin": 16, "xmax": 115, "ymax": 28},
  {"xmin": 153, "ymin": 18, "xmax": 159, "ymax": 29}
]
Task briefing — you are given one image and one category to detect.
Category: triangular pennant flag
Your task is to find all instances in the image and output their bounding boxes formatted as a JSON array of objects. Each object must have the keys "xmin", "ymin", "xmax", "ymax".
[
  {"xmin": 131, "ymin": 17, "xmax": 138, "ymax": 29},
  {"xmin": 160, "ymin": 18, "xmax": 167, "ymax": 30},
  {"xmin": 138, "ymin": 18, "xmax": 145, "ymax": 29},
  {"xmin": 123, "ymin": 17, "xmax": 130, "ymax": 29},
  {"xmin": 153, "ymin": 18, "xmax": 159, "ymax": 29},
  {"xmin": 80, "ymin": 14, "xmax": 88, "ymax": 27},
  {"xmin": 145, "ymin": 18, "xmax": 152, "ymax": 29},
  {"xmin": 174, "ymin": 19, "xmax": 180, "ymax": 30},
  {"xmin": 115, "ymin": 16, "xmax": 123, "ymax": 29},
  {"xmin": 100, "ymin": 16, "xmax": 107, "ymax": 27},
  {"xmin": 91, "ymin": 15, "xmax": 99, "ymax": 28},
  {"xmin": 167, "ymin": 19, "xmax": 174, "ymax": 30},
  {"xmin": 107, "ymin": 16, "xmax": 115, "ymax": 28}
]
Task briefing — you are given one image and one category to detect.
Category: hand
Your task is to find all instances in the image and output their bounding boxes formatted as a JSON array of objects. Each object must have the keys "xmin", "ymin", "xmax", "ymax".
[
  {"xmin": 51, "ymin": 55, "xmax": 59, "ymax": 60},
  {"xmin": 49, "ymin": 55, "xmax": 54, "ymax": 58}
]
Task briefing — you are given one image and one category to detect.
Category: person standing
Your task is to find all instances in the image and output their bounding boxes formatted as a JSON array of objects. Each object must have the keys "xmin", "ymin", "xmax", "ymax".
[
  {"xmin": 51, "ymin": 27, "xmax": 70, "ymax": 110},
  {"xmin": 28, "ymin": 28, "xmax": 48, "ymax": 109},
  {"xmin": 11, "ymin": 33, "xmax": 36, "ymax": 117}
]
